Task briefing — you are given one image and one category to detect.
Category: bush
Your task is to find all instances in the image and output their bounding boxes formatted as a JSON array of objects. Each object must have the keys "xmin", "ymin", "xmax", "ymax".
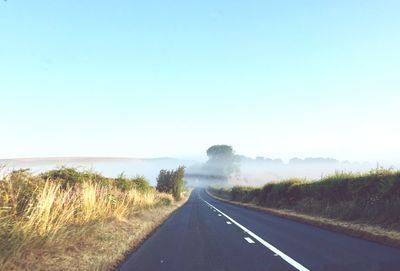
[
  {"xmin": 156, "ymin": 166, "xmax": 185, "ymax": 200},
  {"xmin": 131, "ymin": 175, "xmax": 152, "ymax": 192},
  {"xmin": 231, "ymin": 186, "xmax": 260, "ymax": 203},
  {"xmin": 258, "ymin": 179, "xmax": 306, "ymax": 207},
  {"xmin": 40, "ymin": 167, "xmax": 83, "ymax": 188},
  {"xmin": 40, "ymin": 167, "xmax": 112, "ymax": 188},
  {"xmin": 115, "ymin": 173, "xmax": 152, "ymax": 192},
  {"xmin": 208, "ymin": 187, "xmax": 231, "ymax": 200}
]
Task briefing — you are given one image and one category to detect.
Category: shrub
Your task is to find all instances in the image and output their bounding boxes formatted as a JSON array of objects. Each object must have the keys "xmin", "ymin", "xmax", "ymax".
[
  {"xmin": 207, "ymin": 187, "xmax": 231, "ymax": 200},
  {"xmin": 39, "ymin": 167, "xmax": 113, "ymax": 188},
  {"xmin": 115, "ymin": 173, "xmax": 152, "ymax": 192},
  {"xmin": 231, "ymin": 186, "xmax": 260, "ymax": 203},
  {"xmin": 131, "ymin": 175, "xmax": 152, "ymax": 192},
  {"xmin": 40, "ymin": 167, "xmax": 83, "ymax": 188},
  {"xmin": 156, "ymin": 166, "xmax": 185, "ymax": 200}
]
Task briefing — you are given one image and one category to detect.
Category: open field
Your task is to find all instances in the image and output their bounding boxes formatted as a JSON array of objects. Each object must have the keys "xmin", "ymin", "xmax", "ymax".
[{"xmin": 0, "ymin": 168, "xmax": 188, "ymax": 270}]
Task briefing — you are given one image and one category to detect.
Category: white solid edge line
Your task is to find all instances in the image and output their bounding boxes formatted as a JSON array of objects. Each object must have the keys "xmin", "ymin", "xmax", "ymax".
[
  {"xmin": 244, "ymin": 237, "xmax": 255, "ymax": 243},
  {"xmin": 201, "ymin": 197, "xmax": 310, "ymax": 271}
]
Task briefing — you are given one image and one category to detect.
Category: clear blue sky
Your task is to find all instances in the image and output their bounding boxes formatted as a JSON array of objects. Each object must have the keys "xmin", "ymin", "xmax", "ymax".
[{"xmin": 1, "ymin": 1, "xmax": 399, "ymax": 162}]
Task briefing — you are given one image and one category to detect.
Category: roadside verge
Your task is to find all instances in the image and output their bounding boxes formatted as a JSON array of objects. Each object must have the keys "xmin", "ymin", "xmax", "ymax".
[
  {"xmin": 206, "ymin": 190, "xmax": 400, "ymax": 249},
  {"xmin": 2, "ymin": 191, "xmax": 191, "ymax": 271},
  {"xmin": 112, "ymin": 191, "xmax": 191, "ymax": 270}
]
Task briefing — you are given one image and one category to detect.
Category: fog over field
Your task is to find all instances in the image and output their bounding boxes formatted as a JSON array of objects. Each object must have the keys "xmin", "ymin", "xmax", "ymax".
[
  {"xmin": 186, "ymin": 155, "xmax": 400, "ymax": 186},
  {"xmin": 232, "ymin": 157, "xmax": 394, "ymax": 186},
  {"xmin": 3, "ymin": 155, "xmax": 398, "ymax": 186}
]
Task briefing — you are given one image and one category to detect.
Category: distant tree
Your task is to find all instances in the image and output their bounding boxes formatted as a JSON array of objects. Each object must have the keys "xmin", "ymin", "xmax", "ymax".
[
  {"xmin": 156, "ymin": 166, "xmax": 185, "ymax": 200},
  {"xmin": 204, "ymin": 145, "xmax": 239, "ymax": 180},
  {"xmin": 206, "ymin": 145, "xmax": 234, "ymax": 158}
]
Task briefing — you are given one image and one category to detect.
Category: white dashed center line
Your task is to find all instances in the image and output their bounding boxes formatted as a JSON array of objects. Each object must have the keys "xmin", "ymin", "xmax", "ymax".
[
  {"xmin": 200, "ymin": 195, "xmax": 310, "ymax": 271},
  {"xmin": 226, "ymin": 221, "xmax": 232, "ymax": 224},
  {"xmin": 244, "ymin": 237, "xmax": 255, "ymax": 244}
]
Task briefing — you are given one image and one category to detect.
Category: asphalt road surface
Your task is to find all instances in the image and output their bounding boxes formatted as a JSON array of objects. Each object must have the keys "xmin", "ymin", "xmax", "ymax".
[{"xmin": 118, "ymin": 188, "xmax": 400, "ymax": 271}]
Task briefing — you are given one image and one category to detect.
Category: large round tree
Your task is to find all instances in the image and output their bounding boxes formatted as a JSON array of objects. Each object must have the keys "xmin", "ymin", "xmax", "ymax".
[{"xmin": 204, "ymin": 145, "xmax": 239, "ymax": 180}]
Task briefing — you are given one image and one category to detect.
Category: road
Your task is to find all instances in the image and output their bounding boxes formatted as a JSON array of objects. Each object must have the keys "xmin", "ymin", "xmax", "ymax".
[{"xmin": 118, "ymin": 188, "xmax": 400, "ymax": 271}]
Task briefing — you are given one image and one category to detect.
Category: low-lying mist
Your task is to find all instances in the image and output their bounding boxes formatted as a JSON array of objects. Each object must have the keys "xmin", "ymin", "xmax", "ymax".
[
  {"xmin": 185, "ymin": 153, "xmax": 400, "ymax": 187},
  {"xmin": 1, "ymin": 153, "xmax": 398, "ymax": 188}
]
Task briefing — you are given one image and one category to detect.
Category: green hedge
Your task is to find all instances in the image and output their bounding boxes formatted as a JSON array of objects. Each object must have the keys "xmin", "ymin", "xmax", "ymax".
[{"xmin": 210, "ymin": 169, "xmax": 400, "ymax": 229}]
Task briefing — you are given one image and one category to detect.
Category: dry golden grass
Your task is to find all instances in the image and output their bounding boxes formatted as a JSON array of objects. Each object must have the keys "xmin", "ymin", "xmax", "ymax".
[
  {"xmin": 0, "ymin": 170, "xmax": 188, "ymax": 270},
  {"xmin": 2, "ymin": 199, "xmax": 188, "ymax": 271}
]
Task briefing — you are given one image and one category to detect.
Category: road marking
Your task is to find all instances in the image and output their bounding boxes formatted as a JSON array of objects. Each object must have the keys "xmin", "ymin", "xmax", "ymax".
[
  {"xmin": 244, "ymin": 237, "xmax": 255, "ymax": 244},
  {"xmin": 218, "ymin": 214, "xmax": 222, "ymax": 216},
  {"xmin": 226, "ymin": 221, "xmax": 232, "ymax": 224},
  {"xmin": 200, "ymin": 197, "xmax": 310, "ymax": 271}
]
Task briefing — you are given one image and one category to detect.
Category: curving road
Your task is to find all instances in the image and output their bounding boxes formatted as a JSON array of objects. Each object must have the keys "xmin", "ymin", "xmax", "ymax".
[{"xmin": 117, "ymin": 188, "xmax": 400, "ymax": 271}]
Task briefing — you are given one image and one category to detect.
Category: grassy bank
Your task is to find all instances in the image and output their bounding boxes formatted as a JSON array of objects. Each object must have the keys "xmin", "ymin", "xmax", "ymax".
[
  {"xmin": 209, "ymin": 168, "xmax": 400, "ymax": 245},
  {"xmin": 0, "ymin": 168, "xmax": 188, "ymax": 270}
]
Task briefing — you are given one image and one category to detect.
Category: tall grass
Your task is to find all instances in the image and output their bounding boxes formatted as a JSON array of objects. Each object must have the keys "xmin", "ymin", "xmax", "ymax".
[
  {"xmin": 0, "ymin": 168, "xmax": 173, "ymax": 264},
  {"xmin": 210, "ymin": 168, "xmax": 400, "ymax": 230}
]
